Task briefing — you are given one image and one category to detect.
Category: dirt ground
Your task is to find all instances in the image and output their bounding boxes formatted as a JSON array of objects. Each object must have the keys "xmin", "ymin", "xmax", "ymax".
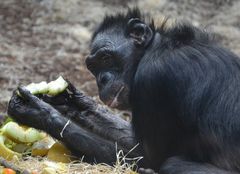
[{"xmin": 0, "ymin": 0, "xmax": 240, "ymax": 117}]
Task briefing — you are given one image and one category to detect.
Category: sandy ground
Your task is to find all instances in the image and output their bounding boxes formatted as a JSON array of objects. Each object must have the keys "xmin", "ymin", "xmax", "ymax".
[{"xmin": 0, "ymin": 0, "xmax": 240, "ymax": 117}]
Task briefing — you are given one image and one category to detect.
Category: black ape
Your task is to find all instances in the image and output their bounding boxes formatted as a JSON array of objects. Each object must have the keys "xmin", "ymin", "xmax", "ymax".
[
  {"xmin": 7, "ymin": 8, "xmax": 240, "ymax": 174},
  {"xmin": 86, "ymin": 9, "xmax": 240, "ymax": 173}
]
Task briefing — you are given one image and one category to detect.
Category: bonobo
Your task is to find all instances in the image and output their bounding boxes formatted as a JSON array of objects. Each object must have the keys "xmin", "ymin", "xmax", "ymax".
[{"xmin": 7, "ymin": 8, "xmax": 240, "ymax": 174}]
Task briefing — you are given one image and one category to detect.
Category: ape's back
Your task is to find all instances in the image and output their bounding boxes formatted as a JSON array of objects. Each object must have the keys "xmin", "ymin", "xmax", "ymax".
[{"xmin": 130, "ymin": 23, "xmax": 240, "ymax": 171}]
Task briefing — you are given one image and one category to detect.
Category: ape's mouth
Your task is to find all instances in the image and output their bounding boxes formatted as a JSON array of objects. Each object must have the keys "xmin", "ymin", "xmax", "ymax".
[{"xmin": 107, "ymin": 86, "xmax": 125, "ymax": 108}]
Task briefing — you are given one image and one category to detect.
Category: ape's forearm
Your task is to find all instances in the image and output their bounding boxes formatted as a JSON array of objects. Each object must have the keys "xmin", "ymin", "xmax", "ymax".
[
  {"xmin": 69, "ymin": 105, "xmax": 137, "ymax": 149},
  {"xmin": 43, "ymin": 89, "xmax": 137, "ymax": 149},
  {"xmin": 45, "ymin": 114, "xmax": 142, "ymax": 164},
  {"xmin": 46, "ymin": 115, "xmax": 117, "ymax": 163}
]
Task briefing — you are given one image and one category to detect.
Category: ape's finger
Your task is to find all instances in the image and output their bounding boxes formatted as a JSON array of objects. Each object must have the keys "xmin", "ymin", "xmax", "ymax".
[
  {"xmin": 42, "ymin": 91, "xmax": 69, "ymax": 105},
  {"xmin": 54, "ymin": 105, "xmax": 69, "ymax": 115},
  {"xmin": 66, "ymin": 79, "xmax": 82, "ymax": 95},
  {"xmin": 7, "ymin": 94, "xmax": 27, "ymax": 118},
  {"xmin": 12, "ymin": 89, "xmax": 18, "ymax": 96},
  {"xmin": 10, "ymin": 90, "xmax": 23, "ymax": 103},
  {"xmin": 18, "ymin": 87, "xmax": 42, "ymax": 108},
  {"xmin": 8, "ymin": 90, "xmax": 24, "ymax": 109},
  {"xmin": 66, "ymin": 79, "xmax": 75, "ymax": 93},
  {"xmin": 73, "ymin": 94, "xmax": 96, "ymax": 111},
  {"xmin": 65, "ymin": 80, "xmax": 96, "ymax": 110}
]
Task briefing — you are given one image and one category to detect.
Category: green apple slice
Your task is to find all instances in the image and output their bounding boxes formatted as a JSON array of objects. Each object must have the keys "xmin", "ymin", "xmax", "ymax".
[
  {"xmin": 1, "ymin": 122, "xmax": 46, "ymax": 143},
  {"xmin": 25, "ymin": 81, "xmax": 49, "ymax": 95},
  {"xmin": 18, "ymin": 76, "xmax": 68, "ymax": 96},
  {"xmin": 47, "ymin": 76, "xmax": 68, "ymax": 96}
]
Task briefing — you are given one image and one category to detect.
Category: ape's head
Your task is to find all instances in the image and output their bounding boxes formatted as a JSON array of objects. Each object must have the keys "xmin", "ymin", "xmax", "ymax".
[{"xmin": 85, "ymin": 9, "xmax": 155, "ymax": 110}]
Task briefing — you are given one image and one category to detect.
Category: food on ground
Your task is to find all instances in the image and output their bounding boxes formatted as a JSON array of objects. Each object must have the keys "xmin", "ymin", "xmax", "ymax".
[
  {"xmin": 0, "ymin": 135, "xmax": 21, "ymax": 160},
  {"xmin": 0, "ymin": 121, "xmax": 72, "ymax": 163},
  {"xmin": 41, "ymin": 167, "xmax": 57, "ymax": 174},
  {"xmin": 41, "ymin": 161, "xmax": 68, "ymax": 174},
  {"xmin": 1, "ymin": 122, "xmax": 46, "ymax": 143},
  {"xmin": 1, "ymin": 168, "xmax": 16, "ymax": 174},
  {"xmin": 31, "ymin": 137, "xmax": 55, "ymax": 157},
  {"xmin": 47, "ymin": 142, "xmax": 71, "ymax": 163},
  {"xmin": 12, "ymin": 143, "xmax": 31, "ymax": 154}
]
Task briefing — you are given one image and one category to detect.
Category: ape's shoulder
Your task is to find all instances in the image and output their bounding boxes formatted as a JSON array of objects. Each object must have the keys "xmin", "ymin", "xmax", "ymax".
[{"xmin": 156, "ymin": 20, "xmax": 215, "ymax": 47}]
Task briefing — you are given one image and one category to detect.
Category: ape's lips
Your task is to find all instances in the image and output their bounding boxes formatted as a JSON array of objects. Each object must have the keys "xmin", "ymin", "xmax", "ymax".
[{"xmin": 106, "ymin": 86, "xmax": 125, "ymax": 108}]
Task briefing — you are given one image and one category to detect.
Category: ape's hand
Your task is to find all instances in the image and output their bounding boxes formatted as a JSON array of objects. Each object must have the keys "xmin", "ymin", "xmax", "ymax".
[
  {"xmin": 7, "ymin": 87, "xmax": 62, "ymax": 130},
  {"xmin": 66, "ymin": 80, "xmax": 97, "ymax": 111},
  {"xmin": 42, "ymin": 80, "xmax": 97, "ymax": 114}
]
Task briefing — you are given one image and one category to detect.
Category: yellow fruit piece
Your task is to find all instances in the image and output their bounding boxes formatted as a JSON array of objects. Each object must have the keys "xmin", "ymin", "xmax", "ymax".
[
  {"xmin": 41, "ymin": 167, "xmax": 56, "ymax": 174},
  {"xmin": 47, "ymin": 142, "xmax": 71, "ymax": 163},
  {"xmin": 1, "ymin": 122, "xmax": 46, "ymax": 143},
  {"xmin": 31, "ymin": 137, "xmax": 55, "ymax": 157},
  {"xmin": 43, "ymin": 161, "xmax": 66, "ymax": 171},
  {"xmin": 32, "ymin": 148, "xmax": 49, "ymax": 157},
  {"xmin": 129, "ymin": 171, "xmax": 138, "ymax": 174},
  {"xmin": 0, "ymin": 135, "xmax": 21, "ymax": 160}
]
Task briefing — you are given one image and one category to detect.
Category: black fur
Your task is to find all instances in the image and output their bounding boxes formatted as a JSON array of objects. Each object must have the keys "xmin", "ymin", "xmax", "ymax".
[
  {"xmin": 92, "ymin": 8, "xmax": 155, "ymax": 41},
  {"xmin": 131, "ymin": 25, "xmax": 240, "ymax": 170},
  {"xmin": 89, "ymin": 8, "xmax": 240, "ymax": 173}
]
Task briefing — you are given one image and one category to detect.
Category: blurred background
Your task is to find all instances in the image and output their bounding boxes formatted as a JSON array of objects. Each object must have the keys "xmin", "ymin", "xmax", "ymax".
[{"xmin": 0, "ymin": 0, "xmax": 240, "ymax": 117}]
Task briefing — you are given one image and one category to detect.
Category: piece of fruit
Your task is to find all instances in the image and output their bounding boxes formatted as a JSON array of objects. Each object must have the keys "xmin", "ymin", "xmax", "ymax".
[
  {"xmin": 17, "ymin": 76, "xmax": 68, "ymax": 96},
  {"xmin": 1, "ymin": 117, "xmax": 13, "ymax": 128},
  {"xmin": 0, "ymin": 135, "xmax": 21, "ymax": 160},
  {"xmin": 2, "ymin": 168, "xmax": 16, "ymax": 174},
  {"xmin": 41, "ymin": 167, "xmax": 56, "ymax": 174},
  {"xmin": 1, "ymin": 122, "xmax": 46, "ymax": 143},
  {"xmin": 17, "ymin": 81, "xmax": 48, "ymax": 96},
  {"xmin": 25, "ymin": 81, "xmax": 49, "ymax": 95},
  {"xmin": 47, "ymin": 76, "xmax": 68, "ymax": 96},
  {"xmin": 12, "ymin": 143, "xmax": 31, "ymax": 154},
  {"xmin": 31, "ymin": 137, "xmax": 55, "ymax": 157},
  {"xmin": 43, "ymin": 161, "xmax": 66, "ymax": 172},
  {"xmin": 47, "ymin": 142, "xmax": 71, "ymax": 163}
]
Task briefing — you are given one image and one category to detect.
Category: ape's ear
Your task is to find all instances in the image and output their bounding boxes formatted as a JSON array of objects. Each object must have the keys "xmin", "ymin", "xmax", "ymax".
[{"xmin": 126, "ymin": 18, "xmax": 153, "ymax": 47}]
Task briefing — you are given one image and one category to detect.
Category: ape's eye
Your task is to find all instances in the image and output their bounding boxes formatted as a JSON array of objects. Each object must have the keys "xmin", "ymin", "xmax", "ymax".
[{"xmin": 101, "ymin": 55, "xmax": 112, "ymax": 65}]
